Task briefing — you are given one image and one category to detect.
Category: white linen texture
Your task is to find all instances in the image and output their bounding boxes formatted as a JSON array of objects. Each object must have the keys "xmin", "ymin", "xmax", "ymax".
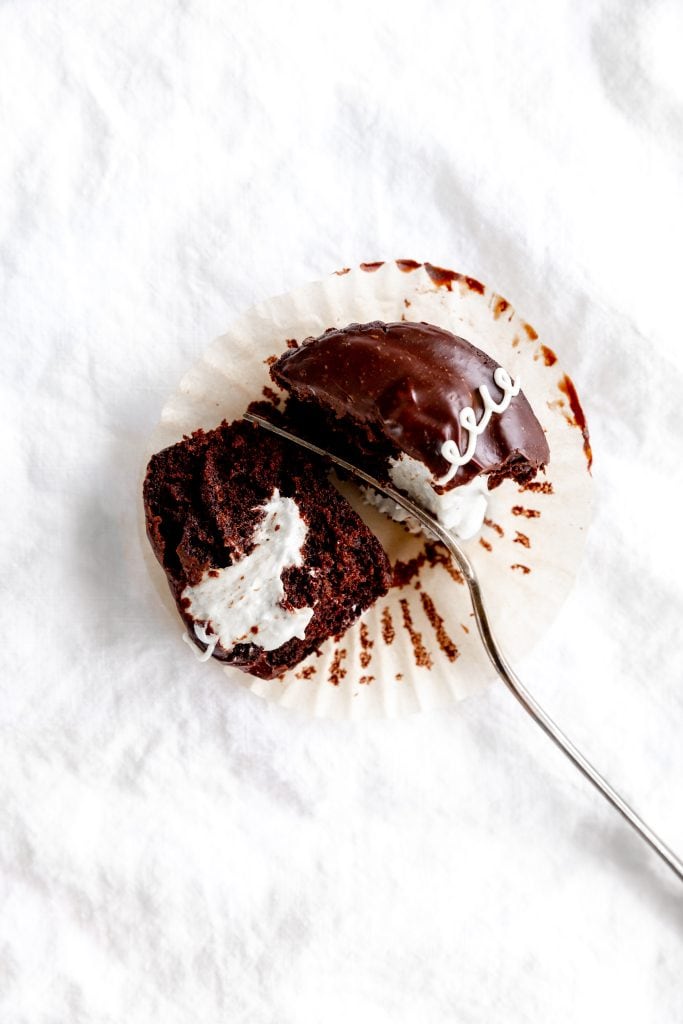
[{"xmin": 1, "ymin": 1, "xmax": 683, "ymax": 1022}]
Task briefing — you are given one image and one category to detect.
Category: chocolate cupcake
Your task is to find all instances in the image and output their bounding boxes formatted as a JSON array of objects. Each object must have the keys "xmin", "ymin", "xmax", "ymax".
[{"xmin": 143, "ymin": 260, "xmax": 591, "ymax": 718}]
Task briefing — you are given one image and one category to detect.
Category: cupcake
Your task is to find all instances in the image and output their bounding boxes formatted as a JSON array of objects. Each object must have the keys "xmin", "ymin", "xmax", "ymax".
[{"xmin": 143, "ymin": 261, "xmax": 592, "ymax": 718}]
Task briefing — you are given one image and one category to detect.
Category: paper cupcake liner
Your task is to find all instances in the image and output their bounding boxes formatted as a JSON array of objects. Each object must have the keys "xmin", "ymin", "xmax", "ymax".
[{"xmin": 142, "ymin": 260, "xmax": 593, "ymax": 719}]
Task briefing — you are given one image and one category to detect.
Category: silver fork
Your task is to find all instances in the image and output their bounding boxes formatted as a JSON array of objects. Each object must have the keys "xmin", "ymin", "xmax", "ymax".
[{"xmin": 244, "ymin": 411, "xmax": 683, "ymax": 883}]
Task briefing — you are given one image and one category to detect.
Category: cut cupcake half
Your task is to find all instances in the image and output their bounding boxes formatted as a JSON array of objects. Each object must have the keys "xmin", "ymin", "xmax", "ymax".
[
  {"xmin": 271, "ymin": 320, "xmax": 550, "ymax": 539},
  {"xmin": 143, "ymin": 418, "xmax": 392, "ymax": 679}
]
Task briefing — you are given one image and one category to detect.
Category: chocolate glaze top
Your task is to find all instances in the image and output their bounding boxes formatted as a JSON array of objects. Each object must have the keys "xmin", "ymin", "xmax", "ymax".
[{"xmin": 272, "ymin": 321, "xmax": 550, "ymax": 486}]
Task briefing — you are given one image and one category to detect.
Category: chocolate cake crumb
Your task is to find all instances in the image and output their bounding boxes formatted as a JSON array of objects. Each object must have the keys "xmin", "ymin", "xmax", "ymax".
[
  {"xmin": 419, "ymin": 592, "xmax": 459, "ymax": 662},
  {"xmin": 519, "ymin": 480, "xmax": 553, "ymax": 495},
  {"xmin": 399, "ymin": 598, "xmax": 432, "ymax": 669},
  {"xmin": 381, "ymin": 607, "xmax": 395, "ymax": 645},
  {"xmin": 328, "ymin": 647, "xmax": 347, "ymax": 686},
  {"xmin": 359, "ymin": 622, "xmax": 373, "ymax": 669},
  {"xmin": 484, "ymin": 517, "xmax": 504, "ymax": 537}
]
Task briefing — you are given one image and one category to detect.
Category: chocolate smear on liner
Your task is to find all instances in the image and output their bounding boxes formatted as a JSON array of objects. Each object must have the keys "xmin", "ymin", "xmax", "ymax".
[
  {"xmin": 328, "ymin": 648, "xmax": 347, "ymax": 686},
  {"xmin": 295, "ymin": 665, "xmax": 317, "ymax": 680},
  {"xmin": 514, "ymin": 531, "xmax": 531, "ymax": 549},
  {"xmin": 359, "ymin": 622, "xmax": 373, "ymax": 669},
  {"xmin": 523, "ymin": 323, "xmax": 539, "ymax": 340},
  {"xmin": 539, "ymin": 344, "xmax": 557, "ymax": 366},
  {"xmin": 512, "ymin": 505, "xmax": 541, "ymax": 519},
  {"xmin": 360, "ymin": 261, "xmax": 384, "ymax": 272},
  {"xmin": 558, "ymin": 374, "xmax": 593, "ymax": 471},
  {"xmin": 464, "ymin": 275, "xmax": 485, "ymax": 294},
  {"xmin": 484, "ymin": 517, "xmax": 504, "ymax": 537},
  {"xmin": 479, "ymin": 538, "xmax": 492, "ymax": 552},
  {"xmin": 424, "ymin": 262, "xmax": 458, "ymax": 290},
  {"xmin": 419, "ymin": 592, "xmax": 459, "ymax": 662},
  {"xmin": 359, "ymin": 675, "xmax": 374, "ymax": 685},
  {"xmin": 493, "ymin": 296, "xmax": 510, "ymax": 319},
  {"xmin": 404, "ymin": 298, "xmax": 411, "ymax": 307},
  {"xmin": 424, "ymin": 262, "xmax": 484, "ymax": 294},
  {"xmin": 334, "ymin": 267, "xmax": 350, "ymax": 275},
  {"xmin": 519, "ymin": 480, "xmax": 553, "ymax": 495},
  {"xmin": 511, "ymin": 563, "xmax": 531, "ymax": 574},
  {"xmin": 399, "ymin": 599, "xmax": 433, "ymax": 669},
  {"xmin": 264, "ymin": 354, "xmax": 278, "ymax": 366},
  {"xmin": 381, "ymin": 607, "xmax": 395, "ymax": 645},
  {"xmin": 396, "ymin": 259, "xmax": 422, "ymax": 272}
]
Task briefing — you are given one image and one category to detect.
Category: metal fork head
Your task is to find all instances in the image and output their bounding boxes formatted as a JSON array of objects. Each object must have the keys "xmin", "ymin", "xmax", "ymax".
[{"xmin": 243, "ymin": 411, "xmax": 476, "ymax": 583}]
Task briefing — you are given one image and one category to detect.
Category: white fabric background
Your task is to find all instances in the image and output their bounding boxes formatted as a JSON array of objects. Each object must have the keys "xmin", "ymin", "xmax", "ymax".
[{"xmin": 2, "ymin": 1, "xmax": 683, "ymax": 1020}]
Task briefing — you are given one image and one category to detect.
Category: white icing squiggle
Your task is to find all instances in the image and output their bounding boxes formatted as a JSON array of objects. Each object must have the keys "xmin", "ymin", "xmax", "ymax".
[
  {"xmin": 181, "ymin": 489, "xmax": 314, "ymax": 655},
  {"xmin": 440, "ymin": 367, "xmax": 521, "ymax": 484},
  {"xmin": 182, "ymin": 623, "xmax": 218, "ymax": 662}
]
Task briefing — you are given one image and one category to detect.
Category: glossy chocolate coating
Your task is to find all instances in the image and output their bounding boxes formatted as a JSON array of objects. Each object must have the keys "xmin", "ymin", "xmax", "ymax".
[{"xmin": 272, "ymin": 321, "xmax": 549, "ymax": 486}]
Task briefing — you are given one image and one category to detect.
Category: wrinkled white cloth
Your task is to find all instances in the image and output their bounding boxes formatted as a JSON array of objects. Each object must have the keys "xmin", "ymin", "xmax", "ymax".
[{"xmin": 2, "ymin": 2, "xmax": 683, "ymax": 1021}]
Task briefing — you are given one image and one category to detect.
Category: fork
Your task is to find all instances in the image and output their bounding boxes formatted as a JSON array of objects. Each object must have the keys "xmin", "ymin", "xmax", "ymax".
[{"xmin": 244, "ymin": 411, "xmax": 683, "ymax": 883}]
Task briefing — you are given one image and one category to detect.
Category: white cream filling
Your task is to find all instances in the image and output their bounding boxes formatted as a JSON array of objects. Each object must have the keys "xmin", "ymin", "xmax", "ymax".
[
  {"xmin": 362, "ymin": 365, "xmax": 521, "ymax": 537},
  {"xmin": 182, "ymin": 489, "xmax": 314, "ymax": 655},
  {"xmin": 363, "ymin": 454, "xmax": 489, "ymax": 540}
]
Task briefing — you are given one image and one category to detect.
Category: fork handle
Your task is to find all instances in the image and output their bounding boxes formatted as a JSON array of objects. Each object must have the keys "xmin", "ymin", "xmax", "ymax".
[{"xmin": 442, "ymin": 528, "xmax": 683, "ymax": 884}]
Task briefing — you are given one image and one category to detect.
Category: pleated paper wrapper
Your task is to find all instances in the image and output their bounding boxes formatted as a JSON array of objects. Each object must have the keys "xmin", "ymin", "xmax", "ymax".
[{"xmin": 142, "ymin": 260, "xmax": 593, "ymax": 719}]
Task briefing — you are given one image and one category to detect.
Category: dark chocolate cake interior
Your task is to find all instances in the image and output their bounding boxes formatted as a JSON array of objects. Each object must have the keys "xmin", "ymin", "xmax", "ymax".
[{"xmin": 144, "ymin": 419, "xmax": 391, "ymax": 680}]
